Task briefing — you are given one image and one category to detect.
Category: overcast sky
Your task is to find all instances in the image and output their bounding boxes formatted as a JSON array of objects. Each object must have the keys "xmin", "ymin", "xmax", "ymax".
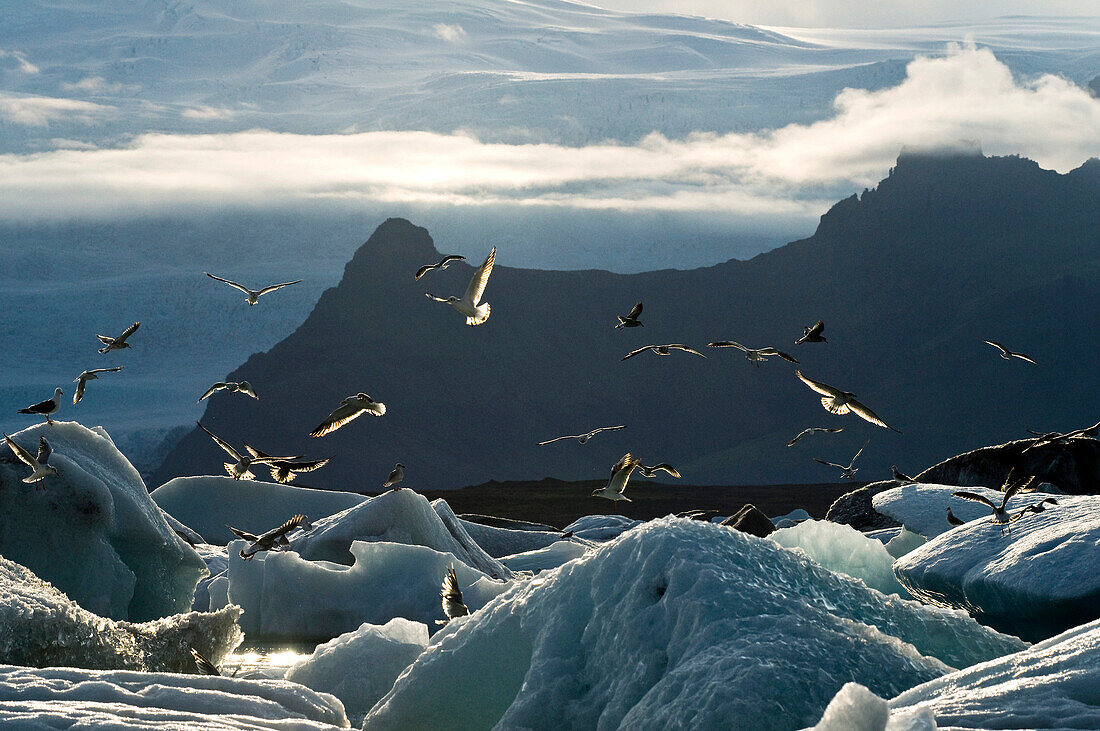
[{"xmin": 592, "ymin": 0, "xmax": 1097, "ymax": 28}]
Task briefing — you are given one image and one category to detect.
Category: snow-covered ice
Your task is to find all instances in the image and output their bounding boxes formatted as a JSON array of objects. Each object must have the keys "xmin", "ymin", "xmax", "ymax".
[
  {"xmin": 285, "ymin": 618, "xmax": 428, "ymax": 725},
  {"xmin": 0, "ymin": 422, "xmax": 207, "ymax": 620},
  {"xmin": 802, "ymin": 682, "xmax": 935, "ymax": 730},
  {"xmin": 500, "ymin": 539, "xmax": 590, "ymax": 573},
  {"xmin": 192, "ymin": 543, "xmax": 230, "ymax": 612},
  {"xmin": 884, "ymin": 528, "xmax": 928, "ymax": 559},
  {"xmin": 364, "ymin": 518, "xmax": 1023, "ymax": 730},
  {"xmin": 0, "ymin": 554, "xmax": 241, "ymax": 673},
  {"xmin": 560, "ymin": 513, "xmax": 641, "ymax": 541},
  {"xmin": 893, "ymin": 494, "xmax": 1100, "ymax": 641},
  {"xmin": 872, "ymin": 482, "xmax": 1060, "ymax": 539},
  {"xmin": 771, "ymin": 519, "xmax": 909, "ymax": 597},
  {"xmin": 224, "ymin": 539, "xmax": 512, "ymax": 640},
  {"xmin": 0, "ymin": 664, "xmax": 348, "ymax": 729},
  {"xmin": 151, "ymin": 476, "xmax": 366, "ymax": 546}
]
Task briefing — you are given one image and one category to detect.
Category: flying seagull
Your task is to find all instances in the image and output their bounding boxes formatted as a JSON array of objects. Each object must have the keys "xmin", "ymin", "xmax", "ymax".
[
  {"xmin": 946, "ymin": 507, "xmax": 965, "ymax": 527},
  {"xmin": 638, "ymin": 462, "xmax": 681, "ymax": 479},
  {"xmin": 440, "ymin": 565, "xmax": 470, "ymax": 623},
  {"xmin": 1023, "ymin": 420, "xmax": 1100, "ymax": 452},
  {"xmin": 415, "ymin": 254, "xmax": 466, "ymax": 281},
  {"xmin": 205, "ymin": 272, "xmax": 302, "ymax": 306},
  {"xmin": 425, "ymin": 246, "xmax": 496, "ymax": 326},
  {"xmin": 383, "ymin": 463, "xmax": 405, "ymax": 489},
  {"xmin": 795, "ymin": 320, "xmax": 827, "ymax": 345},
  {"xmin": 309, "ymin": 393, "xmax": 386, "ymax": 437},
  {"xmin": 707, "ymin": 341, "xmax": 799, "ymax": 365},
  {"xmin": 615, "ymin": 302, "xmax": 643, "ymax": 329},
  {"xmin": 196, "ymin": 422, "xmax": 301, "ymax": 480},
  {"xmin": 795, "ymin": 371, "xmax": 901, "ymax": 433},
  {"xmin": 73, "ymin": 367, "xmax": 123, "ymax": 405},
  {"xmin": 97, "ymin": 321, "xmax": 140, "ymax": 354},
  {"xmin": 591, "ymin": 453, "xmax": 641, "ymax": 501},
  {"xmin": 3, "ymin": 434, "xmax": 58, "ymax": 486},
  {"xmin": 243, "ymin": 445, "xmax": 331, "ymax": 484},
  {"xmin": 952, "ymin": 473, "xmax": 1036, "ymax": 535},
  {"xmin": 621, "ymin": 344, "xmax": 706, "ymax": 361},
  {"xmin": 198, "ymin": 381, "xmax": 258, "ymax": 402},
  {"xmin": 892, "ymin": 465, "xmax": 915, "ymax": 482},
  {"xmin": 1026, "ymin": 497, "xmax": 1059, "ymax": 513},
  {"xmin": 814, "ymin": 439, "xmax": 869, "ymax": 480},
  {"xmin": 538, "ymin": 425, "xmax": 626, "ymax": 445},
  {"xmin": 18, "ymin": 388, "xmax": 63, "ymax": 424},
  {"xmin": 231, "ymin": 514, "xmax": 310, "ymax": 560},
  {"xmin": 983, "ymin": 340, "xmax": 1036, "ymax": 364},
  {"xmin": 786, "ymin": 427, "xmax": 843, "ymax": 447},
  {"xmin": 190, "ymin": 648, "xmax": 221, "ymax": 676}
]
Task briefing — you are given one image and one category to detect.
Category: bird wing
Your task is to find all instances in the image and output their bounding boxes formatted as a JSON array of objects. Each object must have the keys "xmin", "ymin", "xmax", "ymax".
[
  {"xmin": 1070, "ymin": 420, "xmax": 1100, "ymax": 438},
  {"xmin": 196, "ymin": 422, "xmax": 241, "ymax": 460},
  {"xmin": 37, "ymin": 437, "xmax": 51, "ymax": 464},
  {"xmin": 538, "ymin": 434, "xmax": 576, "ymax": 445},
  {"xmin": 707, "ymin": 340, "xmax": 747, "ymax": 351},
  {"xmin": 1011, "ymin": 351, "xmax": 1037, "ymax": 365},
  {"xmin": 982, "ymin": 340, "xmax": 1009, "ymax": 356},
  {"xmin": 86, "ymin": 366, "xmax": 124, "ymax": 376},
  {"xmin": 808, "ymin": 320, "xmax": 825, "ymax": 337},
  {"xmin": 464, "ymin": 247, "xmax": 496, "ymax": 306},
  {"xmin": 243, "ymin": 444, "xmax": 269, "ymax": 459},
  {"xmin": 73, "ymin": 378, "xmax": 87, "ymax": 405},
  {"xmin": 796, "ymin": 371, "xmax": 841, "ymax": 398},
  {"xmin": 281, "ymin": 457, "xmax": 331, "ymax": 474},
  {"xmin": 814, "ymin": 458, "xmax": 846, "ymax": 470},
  {"xmin": 669, "ymin": 344, "xmax": 706, "ymax": 357},
  {"xmin": 4, "ymin": 435, "xmax": 36, "ymax": 468},
  {"xmin": 621, "ymin": 346, "xmax": 652, "ymax": 361},
  {"xmin": 263, "ymin": 514, "xmax": 307, "ymax": 541},
  {"xmin": 953, "ymin": 491, "xmax": 997, "ymax": 509},
  {"xmin": 205, "ymin": 272, "xmax": 251, "ymax": 294},
  {"xmin": 256, "ymin": 280, "xmax": 303, "ymax": 297},
  {"xmin": 759, "ymin": 348, "xmax": 799, "ymax": 363},
  {"xmin": 115, "ymin": 321, "xmax": 140, "ymax": 343},
  {"xmin": 1002, "ymin": 475, "xmax": 1035, "ymax": 506},
  {"xmin": 96, "ymin": 334, "xmax": 114, "ymax": 345},
  {"xmin": 227, "ymin": 525, "xmax": 259, "ymax": 542},
  {"xmin": 440, "ymin": 255, "xmax": 466, "ymax": 266},
  {"xmin": 190, "ymin": 648, "xmax": 221, "ymax": 676},
  {"xmin": 626, "ymin": 301, "xmax": 643, "ymax": 320},
  {"xmin": 198, "ymin": 383, "xmax": 226, "ymax": 402},
  {"xmin": 850, "ymin": 439, "xmax": 869, "ymax": 465},
  {"xmin": 238, "ymin": 382, "xmax": 259, "ymax": 399},
  {"xmin": 847, "ymin": 398, "xmax": 899, "ymax": 432},
  {"xmin": 787, "ymin": 429, "xmax": 810, "ymax": 447},
  {"xmin": 414, "ymin": 263, "xmax": 436, "ymax": 280},
  {"xmin": 645, "ymin": 463, "xmax": 681, "ymax": 478},
  {"xmin": 310, "ymin": 401, "xmax": 366, "ymax": 437},
  {"xmin": 590, "ymin": 425, "xmax": 626, "ymax": 437}
]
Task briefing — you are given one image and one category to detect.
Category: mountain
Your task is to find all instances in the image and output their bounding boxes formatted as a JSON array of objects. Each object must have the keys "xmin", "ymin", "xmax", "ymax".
[{"xmin": 152, "ymin": 151, "xmax": 1100, "ymax": 489}]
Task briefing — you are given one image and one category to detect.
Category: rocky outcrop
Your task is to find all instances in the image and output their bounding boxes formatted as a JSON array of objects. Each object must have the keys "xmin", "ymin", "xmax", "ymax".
[
  {"xmin": 826, "ymin": 481, "xmax": 903, "ymax": 530},
  {"xmin": 916, "ymin": 437, "xmax": 1100, "ymax": 494}
]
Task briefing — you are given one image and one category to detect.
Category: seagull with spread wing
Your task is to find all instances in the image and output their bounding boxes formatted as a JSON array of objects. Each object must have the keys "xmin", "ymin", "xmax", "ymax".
[
  {"xmin": 196, "ymin": 422, "xmax": 301, "ymax": 480},
  {"xmin": 795, "ymin": 371, "xmax": 901, "ymax": 433},
  {"xmin": 190, "ymin": 648, "xmax": 221, "ymax": 676},
  {"xmin": 591, "ymin": 453, "xmax": 642, "ymax": 501},
  {"xmin": 615, "ymin": 301, "xmax": 643, "ymax": 329},
  {"xmin": 205, "ymin": 272, "xmax": 302, "ymax": 306},
  {"xmin": 795, "ymin": 320, "xmax": 827, "ymax": 344},
  {"xmin": 73, "ymin": 367, "xmax": 123, "ymax": 404},
  {"xmin": 707, "ymin": 341, "xmax": 799, "ymax": 365},
  {"xmin": 97, "ymin": 321, "xmax": 140, "ymax": 354},
  {"xmin": 952, "ymin": 472, "xmax": 1037, "ymax": 535},
  {"xmin": 786, "ymin": 427, "xmax": 843, "ymax": 447},
  {"xmin": 309, "ymin": 393, "xmax": 386, "ymax": 437},
  {"xmin": 983, "ymin": 340, "xmax": 1036, "ymax": 364},
  {"xmin": 230, "ymin": 514, "xmax": 311, "ymax": 560},
  {"xmin": 814, "ymin": 439, "xmax": 869, "ymax": 479},
  {"xmin": 3, "ymin": 434, "xmax": 58, "ymax": 486},
  {"xmin": 18, "ymin": 388, "xmax": 63, "ymax": 424},
  {"xmin": 538, "ymin": 425, "xmax": 626, "ymax": 445},
  {"xmin": 621, "ymin": 344, "xmax": 706, "ymax": 361},
  {"xmin": 243, "ymin": 445, "xmax": 331, "ymax": 484},
  {"xmin": 198, "ymin": 381, "xmax": 258, "ymax": 402},
  {"xmin": 440, "ymin": 565, "xmax": 470, "ymax": 623},
  {"xmin": 638, "ymin": 462, "xmax": 681, "ymax": 479},
  {"xmin": 1023, "ymin": 420, "xmax": 1100, "ymax": 452},
  {"xmin": 425, "ymin": 247, "xmax": 496, "ymax": 326},
  {"xmin": 415, "ymin": 254, "xmax": 466, "ymax": 281}
]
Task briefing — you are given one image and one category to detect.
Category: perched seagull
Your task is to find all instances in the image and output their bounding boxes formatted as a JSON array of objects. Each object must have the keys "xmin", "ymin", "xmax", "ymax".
[
  {"xmin": 383, "ymin": 463, "xmax": 405, "ymax": 489},
  {"xmin": 174, "ymin": 530, "xmax": 198, "ymax": 548},
  {"xmin": 1026, "ymin": 497, "xmax": 1059, "ymax": 513},
  {"xmin": 983, "ymin": 340, "xmax": 1036, "ymax": 364},
  {"xmin": 205, "ymin": 272, "xmax": 302, "ymax": 306},
  {"xmin": 190, "ymin": 648, "xmax": 221, "ymax": 676},
  {"xmin": 796, "ymin": 371, "xmax": 901, "ymax": 433},
  {"xmin": 425, "ymin": 246, "xmax": 496, "ymax": 326},
  {"xmin": 538, "ymin": 425, "xmax": 626, "ymax": 445},
  {"xmin": 638, "ymin": 463, "xmax": 681, "ymax": 479},
  {"xmin": 953, "ymin": 475, "xmax": 1036, "ymax": 535},
  {"xmin": 1024, "ymin": 420, "xmax": 1100, "ymax": 452},
  {"xmin": 309, "ymin": 393, "xmax": 386, "ymax": 437},
  {"xmin": 707, "ymin": 341, "xmax": 799, "ymax": 365},
  {"xmin": 196, "ymin": 422, "xmax": 301, "ymax": 480},
  {"xmin": 198, "ymin": 381, "xmax": 258, "ymax": 402},
  {"xmin": 814, "ymin": 440, "xmax": 869, "ymax": 480},
  {"xmin": 73, "ymin": 367, "xmax": 124, "ymax": 405},
  {"xmin": 3, "ymin": 434, "xmax": 58, "ymax": 486},
  {"xmin": 97, "ymin": 321, "xmax": 140, "ymax": 354},
  {"xmin": 591, "ymin": 453, "xmax": 641, "ymax": 501},
  {"xmin": 786, "ymin": 427, "xmax": 843, "ymax": 447},
  {"xmin": 231, "ymin": 514, "xmax": 310, "ymax": 560},
  {"xmin": 243, "ymin": 446, "xmax": 331, "ymax": 484},
  {"xmin": 415, "ymin": 254, "xmax": 466, "ymax": 281},
  {"xmin": 892, "ymin": 465, "xmax": 915, "ymax": 482},
  {"xmin": 946, "ymin": 507, "xmax": 965, "ymax": 527},
  {"xmin": 621, "ymin": 344, "xmax": 706, "ymax": 361},
  {"xmin": 615, "ymin": 301, "xmax": 644, "ymax": 329},
  {"xmin": 18, "ymin": 388, "xmax": 63, "ymax": 424},
  {"xmin": 795, "ymin": 320, "xmax": 827, "ymax": 345},
  {"xmin": 440, "ymin": 565, "xmax": 470, "ymax": 623}
]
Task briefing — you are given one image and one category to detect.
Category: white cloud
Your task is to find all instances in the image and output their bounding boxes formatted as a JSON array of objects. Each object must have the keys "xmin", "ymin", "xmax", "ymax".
[
  {"xmin": 60, "ymin": 77, "xmax": 133, "ymax": 95},
  {"xmin": 0, "ymin": 50, "xmax": 38, "ymax": 75},
  {"xmin": 0, "ymin": 48, "xmax": 1096, "ymax": 221},
  {"xmin": 430, "ymin": 23, "xmax": 467, "ymax": 42},
  {"xmin": 0, "ymin": 93, "xmax": 113, "ymax": 126},
  {"xmin": 181, "ymin": 105, "xmax": 237, "ymax": 120}
]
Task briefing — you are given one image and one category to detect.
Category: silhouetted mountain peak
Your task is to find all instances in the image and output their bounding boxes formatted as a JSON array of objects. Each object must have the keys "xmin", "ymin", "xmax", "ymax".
[{"xmin": 343, "ymin": 217, "xmax": 440, "ymax": 280}]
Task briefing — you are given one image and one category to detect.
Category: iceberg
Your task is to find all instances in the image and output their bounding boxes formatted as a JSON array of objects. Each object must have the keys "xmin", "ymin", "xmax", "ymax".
[
  {"xmin": 560, "ymin": 513, "xmax": 641, "ymax": 541},
  {"xmin": 285, "ymin": 618, "xmax": 428, "ymax": 725},
  {"xmin": 0, "ymin": 422, "xmax": 206, "ymax": 620},
  {"xmin": 771, "ymin": 519, "xmax": 909, "ymax": 597},
  {"xmin": 151, "ymin": 476, "xmax": 366, "ymax": 546},
  {"xmin": 500, "ymin": 539, "xmax": 590, "ymax": 573},
  {"xmin": 872, "ymin": 483, "xmax": 1058, "ymax": 539},
  {"xmin": 226, "ymin": 540, "xmax": 512, "ymax": 640},
  {"xmin": 445, "ymin": 508, "xmax": 562, "ymax": 557},
  {"xmin": 893, "ymin": 494, "xmax": 1100, "ymax": 641},
  {"xmin": 802, "ymin": 682, "xmax": 936, "ymax": 731},
  {"xmin": 0, "ymin": 554, "xmax": 241, "ymax": 673},
  {"xmin": 0, "ymin": 664, "xmax": 347, "ymax": 729},
  {"xmin": 364, "ymin": 518, "xmax": 1023, "ymax": 731}
]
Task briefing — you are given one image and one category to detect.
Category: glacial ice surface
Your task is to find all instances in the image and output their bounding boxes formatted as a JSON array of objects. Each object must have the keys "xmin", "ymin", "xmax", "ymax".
[
  {"xmin": 364, "ymin": 518, "xmax": 1023, "ymax": 731},
  {"xmin": 893, "ymin": 494, "xmax": 1100, "ymax": 641},
  {"xmin": 771, "ymin": 519, "xmax": 909, "ymax": 597},
  {"xmin": 872, "ymin": 483, "xmax": 1060, "ymax": 539},
  {"xmin": 0, "ymin": 554, "xmax": 241, "ymax": 673},
  {"xmin": 447, "ymin": 509, "xmax": 562, "ymax": 557},
  {"xmin": 0, "ymin": 422, "xmax": 207, "ymax": 620},
  {"xmin": 803, "ymin": 682, "xmax": 936, "ymax": 730},
  {"xmin": 560, "ymin": 513, "xmax": 641, "ymax": 541},
  {"xmin": 500, "ymin": 539, "xmax": 590, "ymax": 573}
]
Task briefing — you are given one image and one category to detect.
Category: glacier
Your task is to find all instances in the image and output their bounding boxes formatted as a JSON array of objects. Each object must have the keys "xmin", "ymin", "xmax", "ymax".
[
  {"xmin": 0, "ymin": 422, "xmax": 207, "ymax": 620},
  {"xmin": 771, "ymin": 519, "xmax": 909, "ymax": 597},
  {"xmin": 893, "ymin": 494, "xmax": 1100, "ymax": 641},
  {"xmin": 803, "ymin": 682, "xmax": 935, "ymax": 731},
  {"xmin": 500, "ymin": 539, "xmax": 591, "ymax": 573},
  {"xmin": 448, "ymin": 509, "xmax": 563, "ymax": 558},
  {"xmin": 363, "ymin": 518, "xmax": 1023, "ymax": 731},
  {"xmin": 0, "ymin": 554, "xmax": 240, "ymax": 673}
]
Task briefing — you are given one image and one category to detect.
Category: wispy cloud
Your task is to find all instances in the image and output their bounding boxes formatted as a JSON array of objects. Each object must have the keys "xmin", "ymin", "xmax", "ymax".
[
  {"xmin": 430, "ymin": 23, "xmax": 467, "ymax": 42},
  {"xmin": 60, "ymin": 76, "xmax": 135, "ymax": 95},
  {"xmin": 0, "ymin": 48, "xmax": 1096, "ymax": 221},
  {"xmin": 0, "ymin": 49, "xmax": 38, "ymax": 75},
  {"xmin": 181, "ymin": 105, "xmax": 237, "ymax": 120},
  {"xmin": 0, "ymin": 93, "xmax": 114, "ymax": 126}
]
